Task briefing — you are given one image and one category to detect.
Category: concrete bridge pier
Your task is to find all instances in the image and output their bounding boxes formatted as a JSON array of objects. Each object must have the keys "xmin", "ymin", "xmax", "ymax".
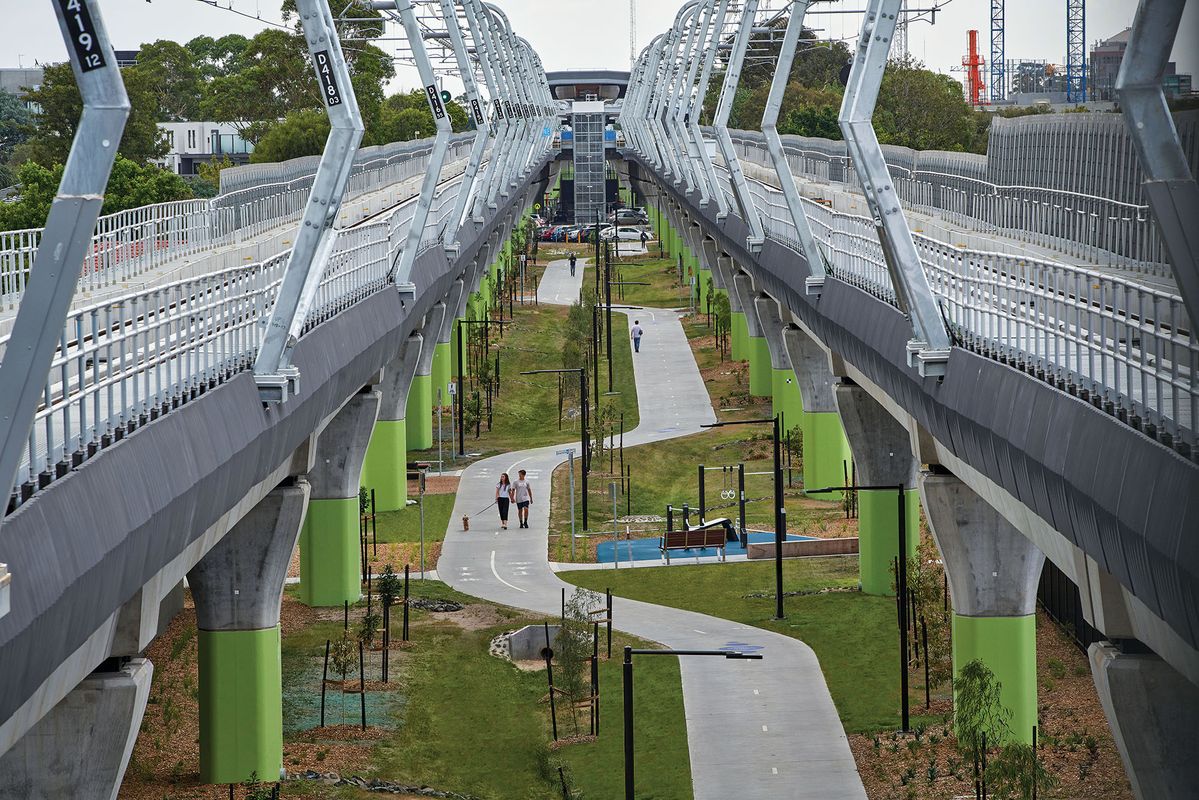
[
  {"xmin": 752, "ymin": 296, "xmax": 803, "ymax": 429},
  {"xmin": 300, "ymin": 388, "xmax": 381, "ymax": 607},
  {"xmin": 1089, "ymin": 641, "xmax": 1199, "ymax": 800},
  {"xmin": 362, "ymin": 334, "xmax": 422, "ymax": 512},
  {"xmin": 920, "ymin": 469, "xmax": 1045, "ymax": 744},
  {"xmin": 781, "ymin": 326, "xmax": 851, "ymax": 499},
  {"xmin": 0, "ymin": 659, "xmax": 152, "ymax": 800},
  {"xmin": 712, "ymin": 254, "xmax": 748, "ymax": 360},
  {"xmin": 834, "ymin": 382, "xmax": 918, "ymax": 595},
  {"xmin": 685, "ymin": 222, "xmax": 710, "ymax": 309},
  {"xmin": 407, "ymin": 303, "xmax": 446, "ymax": 453},
  {"xmin": 187, "ymin": 482, "xmax": 309, "ymax": 784},
  {"xmin": 731, "ymin": 272, "xmax": 771, "ymax": 398},
  {"xmin": 434, "ymin": 283, "xmax": 464, "ymax": 403}
]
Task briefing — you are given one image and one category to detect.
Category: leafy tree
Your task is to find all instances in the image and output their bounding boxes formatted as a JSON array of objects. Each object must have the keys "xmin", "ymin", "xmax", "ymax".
[
  {"xmin": 0, "ymin": 156, "xmax": 192, "ymax": 232},
  {"xmin": 0, "ymin": 91, "xmax": 33, "ymax": 187},
  {"xmin": 201, "ymin": 28, "xmax": 315, "ymax": 143},
  {"xmin": 955, "ymin": 659, "xmax": 1011, "ymax": 760},
  {"xmin": 184, "ymin": 34, "xmax": 251, "ymax": 81},
  {"xmin": 20, "ymin": 62, "xmax": 168, "ymax": 167},
  {"xmin": 135, "ymin": 40, "xmax": 203, "ymax": 121},
  {"xmin": 558, "ymin": 588, "xmax": 602, "ymax": 736},
  {"xmin": 874, "ymin": 59, "xmax": 984, "ymax": 152},
  {"xmin": 249, "ymin": 109, "xmax": 329, "ymax": 163}
]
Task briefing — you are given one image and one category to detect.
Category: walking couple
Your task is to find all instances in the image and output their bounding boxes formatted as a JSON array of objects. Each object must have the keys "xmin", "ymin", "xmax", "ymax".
[{"xmin": 494, "ymin": 469, "xmax": 533, "ymax": 529}]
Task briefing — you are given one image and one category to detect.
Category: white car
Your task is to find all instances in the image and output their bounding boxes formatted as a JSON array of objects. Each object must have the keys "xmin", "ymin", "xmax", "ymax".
[{"xmin": 600, "ymin": 226, "xmax": 649, "ymax": 242}]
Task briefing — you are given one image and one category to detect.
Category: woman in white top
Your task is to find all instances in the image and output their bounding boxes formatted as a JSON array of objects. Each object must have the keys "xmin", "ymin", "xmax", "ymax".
[{"xmin": 495, "ymin": 472, "xmax": 512, "ymax": 530}]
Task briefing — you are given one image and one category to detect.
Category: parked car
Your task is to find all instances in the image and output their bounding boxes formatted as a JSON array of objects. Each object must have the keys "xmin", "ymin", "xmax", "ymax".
[
  {"xmin": 600, "ymin": 226, "xmax": 648, "ymax": 242},
  {"xmin": 614, "ymin": 209, "xmax": 649, "ymax": 225}
]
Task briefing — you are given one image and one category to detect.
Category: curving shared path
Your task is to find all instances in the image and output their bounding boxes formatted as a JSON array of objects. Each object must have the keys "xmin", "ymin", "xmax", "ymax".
[{"xmin": 438, "ymin": 257, "xmax": 866, "ymax": 799}]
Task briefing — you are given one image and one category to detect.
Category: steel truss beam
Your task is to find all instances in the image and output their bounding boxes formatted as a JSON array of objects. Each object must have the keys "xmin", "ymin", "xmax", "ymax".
[
  {"xmin": 0, "ymin": 0, "xmax": 130, "ymax": 505},
  {"xmin": 253, "ymin": 0, "xmax": 365, "ymax": 402},
  {"xmin": 1118, "ymin": 0, "xmax": 1199, "ymax": 329},
  {"xmin": 840, "ymin": 0, "xmax": 951, "ymax": 375},
  {"xmin": 761, "ymin": 0, "xmax": 828, "ymax": 294}
]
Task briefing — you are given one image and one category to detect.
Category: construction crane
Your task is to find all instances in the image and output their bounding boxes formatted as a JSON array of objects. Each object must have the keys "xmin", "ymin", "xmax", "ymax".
[
  {"xmin": 629, "ymin": 0, "xmax": 637, "ymax": 70},
  {"xmin": 962, "ymin": 29, "xmax": 986, "ymax": 107},
  {"xmin": 990, "ymin": 0, "xmax": 1004, "ymax": 102},
  {"xmin": 1066, "ymin": 0, "xmax": 1086, "ymax": 101}
]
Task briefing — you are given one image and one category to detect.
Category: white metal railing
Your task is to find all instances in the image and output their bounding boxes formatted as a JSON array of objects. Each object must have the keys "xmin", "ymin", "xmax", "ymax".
[
  {"xmin": 0, "ymin": 135, "xmax": 477, "ymax": 314},
  {"xmin": 727, "ymin": 130, "xmax": 1172, "ymax": 277},
  {"xmin": 3, "ymin": 170, "xmax": 478, "ymax": 506},
  {"xmin": 722, "ymin": 166, "xmax": 1197, "ymax": 458}
]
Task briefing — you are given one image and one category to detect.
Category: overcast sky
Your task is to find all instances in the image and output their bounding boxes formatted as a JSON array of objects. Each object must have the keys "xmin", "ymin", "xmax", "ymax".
[{"xmin": 4, "ymin": 1, "xmax": 1196, "ymax": 97}]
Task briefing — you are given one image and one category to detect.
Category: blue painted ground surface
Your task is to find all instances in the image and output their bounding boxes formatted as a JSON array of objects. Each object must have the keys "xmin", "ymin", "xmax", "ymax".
[{"xmin": 595, "ymin": 530, "xmax": 812, "ymax": 563}]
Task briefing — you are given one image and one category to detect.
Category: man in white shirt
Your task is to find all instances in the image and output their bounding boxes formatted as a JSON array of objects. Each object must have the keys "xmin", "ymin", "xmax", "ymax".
[
  {"xmin": 630, "ymin": 320, "xmax": 644, "ymax": 353},
  {"xmin": 511, "ymin": 469, "xmax": 534, "ymax": 528}
]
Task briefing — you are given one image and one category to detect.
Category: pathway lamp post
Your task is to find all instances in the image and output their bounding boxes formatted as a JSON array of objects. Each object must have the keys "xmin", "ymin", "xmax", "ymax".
[
  {"xmin": 555, "ymin": 447, "xmax": 578, "ymax": 558},
  {"xmin": 623, "ymin": 647, "xmax": 763, "ymax": 799},
  {"xmin": 702, "ymin": 416, "xmax": 785, "ymax": 618},
  {"xmin": 523, "ymin": 368, "xmax": 589, "ymax": 529},
  {"xmin": 456, "ymin": 318, "xmax": 506, "ymax": 456},
  {"xmin": 807, "ymin": 482, "xmax": 910, "ymax": 733}
]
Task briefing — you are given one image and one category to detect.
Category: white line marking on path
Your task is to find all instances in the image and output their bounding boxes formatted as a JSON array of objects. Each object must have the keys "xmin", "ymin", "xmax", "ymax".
[
  {"xmin": 772, "ymin": 768, "xmax": 778, "ymax": 775},
  {"xmin": 693, "ymin": 629, "xmax": 707, "ymax": 635},
  {"xmin": 753, "ymin": 689, "xmax": 760, "ymax": 696},
  {"xmin": 762, "ymin": 725, "xmax": 769, "ymax": 732},
  {"xmin": 490, "ymin": 550, "xmax": 527, "ymax": 593}
]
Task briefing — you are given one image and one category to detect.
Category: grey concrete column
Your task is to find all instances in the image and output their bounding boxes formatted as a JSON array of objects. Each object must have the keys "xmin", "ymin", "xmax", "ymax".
[
  {"xmin": 781, "ymin": 326, "xmax": 836, "ymax": 414},
  {"xmin": 753, "ymin": 296, "xmax": 790, "ymax": 372},
  {"xmin": 418, "ymin": 304, "xmax": 447, "ymax": 381},
  {"xmin": 1089, "ymin": 642, "xmax": 1199, "ymax": 800},
  {"xmin": 300, "ymin": 389, "xmax": 381, "ymax": 607},
  {"xmin": 731, "ymin": 272, "xmax": 762, "ymax": 337},
  {"xmin": 362, "ymin": 334, "xmax": 421, "ymax": 511},
  {"xmin": 701, "ymin": 238, "xmax": 726, "ymax": 290},
  {"xmin": 717, "ymin": 256, "xmax": 742, "ymax": 313},
  {"xmin": 186, "ymin": 482, "xmax": 308, "ymax": 783},
  {"xmin": 782, "ymin": 326, "xmax": 852, "ymax": 497},
  {"xmin": 920, "ymin": 470, "xmax": 1046, "ymax": 744},
  {"xmin": 0, "ymin": 659, "xmax": 152, "ymax": 800},
  {"xmin": 440, "ymin": 281, "xmax": 466, "ymax": 345},
  {"xmin": 835, "ymin": 383, "xmax": 919, "ymax": 595}
]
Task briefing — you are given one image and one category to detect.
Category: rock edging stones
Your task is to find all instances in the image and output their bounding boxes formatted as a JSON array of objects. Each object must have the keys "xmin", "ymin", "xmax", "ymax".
[{"xmin": 295, "ymin": 771, "xmax": 484, "ymax": 798}]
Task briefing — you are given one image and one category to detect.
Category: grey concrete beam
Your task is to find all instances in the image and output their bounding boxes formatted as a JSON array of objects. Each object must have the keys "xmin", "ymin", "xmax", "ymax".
[
  {"xmin": 0, "ymin": 659, "xmax": 152, "ymax": 800},
  {"xmin": 188, "ymin": 482, "xmax": 310, "ymax": 632},
  {"xmin": 438, "ymin": 281, "xmax": 466, "ymax": 344},
  {"xmin": 716, "ymin": 256, "xmax": 741, "ymax": 311},
  {"xmin": 1090, "ymin": 641, "xmax": 1199, "ymax": 800},
  {"xmin": 919, "ymin": 471, "xmax": 1045, "ymax": 617},
  {"xmin": 416, "ymin": 304, "xmax": 447, "ymax": 377},
  {"xmin": 377, "ymin": 334, "xmax": 422, "ymax": 422},
  {"xmin": 701, "ymin": 238, "xmax": 725, "ymax": 290},
  {"xmin": 752, "ymin": 295, "xmax": 789, "ymax": 370},
  {"xmin": 308, "ymin": 390, "xmax": 381, "ymax": 500},
  {"xmin": 731, "ymin": 272, "xmax": 762, "ymax": 337},
  {"xmin": 836, "ymin": 383, "xmax": 917, "ymax": 488},
  {"xmin": 782, "ymin": 325, "xmax": 837, "ymax": 413}
]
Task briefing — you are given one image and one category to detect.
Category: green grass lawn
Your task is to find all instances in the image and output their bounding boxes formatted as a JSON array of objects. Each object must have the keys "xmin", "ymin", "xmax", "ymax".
[
  {"xmin": 560, "ymin": 560, "xmax": 946, "ymax": 734},
  {"xmin": 281, "ymin": 581, "xmax": 691, "ymax": 799},
  {"xmin": 411, "ymin": 284, "xmax": 639, "ymax": 460},
  {"xmin": 372, "ymin": 494, "xmax": 455, "ymax": 544},
  {"xmin": 606, "ymin": 255, "xmax": 691, "ymax": 309},
  {"xmin": 548, "ymin": 426, "xmax": 855, "ymax": 563}
]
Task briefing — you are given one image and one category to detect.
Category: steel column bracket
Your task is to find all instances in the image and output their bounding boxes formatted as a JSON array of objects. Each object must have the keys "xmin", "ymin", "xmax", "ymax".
[
  {"xmin": 840, "ymin": 0, "xmax": 951, "ymax": 375},
  {"xmin": 0, "ymin": 0, "xmax": 129, "ymax": 509},
  {"xmin": 383, "ymin": 0, "xmax": 455, "ymax": 287},
  {"xmin": 712, "ymin": 0, "xmax": 766, "ymax": 253},
  {"xmin": 1117, "ymin": 0, "xmax": 1198, "ymax": 329},
  {"xmin": 253, "ymin": 0, "xmax": 364, "ymax": 403},
  {"xmin": 761, "ymin": 0, "xmax": 829, "ymax": 293},
  {"xmin": 690, "ymin": 0, "xmax": 732, "ymax": 220}
]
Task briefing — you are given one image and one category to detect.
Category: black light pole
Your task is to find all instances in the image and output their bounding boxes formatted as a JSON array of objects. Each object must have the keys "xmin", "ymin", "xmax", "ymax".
[
  {"xmin": 522, "ymin": 368, "xmax": 589, "ymax": 529},
  {"xmin": 807, "ymin": 482, "xmax": 910, "ymax": 732},
  {"xmin": 702, "ymin": 416, "xmax": 786, "ymax": 618},
  {"xmin": 623, "ymin": 647, "xmax": 763, "ymax": 799},
  {"xmin": 455, "ymin": 318, "xmax": 506, "ymax": 456},
  {"xmin": 604, "ymin": 242, "xmax": 614, "ymax": 391}
]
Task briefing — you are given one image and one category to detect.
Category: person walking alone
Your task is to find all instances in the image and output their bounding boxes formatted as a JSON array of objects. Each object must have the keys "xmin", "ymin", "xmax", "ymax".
[
  {"xmin": 630, "ymin": 319, "xmax": 645, "ymax": 353},
  {"xmin": 495, "ymin": 472, "xmax": 512, "ymax": 530},
  {"xmin": 512, "ymin": 469, "xmax": 534, "ymax": 528},
  {"xmin": 568, "ymin": 252, "xmax": 577, "ymax": 276}
]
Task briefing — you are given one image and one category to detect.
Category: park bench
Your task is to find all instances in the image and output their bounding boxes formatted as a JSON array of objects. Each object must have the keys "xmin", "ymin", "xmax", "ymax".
[{"xmin": 659, "ymin": 520, "xmax": 731, "ymax": 564}]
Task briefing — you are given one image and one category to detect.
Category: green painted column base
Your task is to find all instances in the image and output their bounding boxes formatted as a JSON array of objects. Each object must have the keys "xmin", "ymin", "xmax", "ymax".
[
  {"xmin": 771, "ymin": 368, "xmax": 804, "ymax": 431},
  {"xmin": 953, "ymin": 614, "xmax": 1038, "ymax": 744},
  {"xmin": 698, "ymin": 269, "xmax": 713, "ymax": 310},
  {"xmin": 748, "ymin": 336, "xmax": 772, "ymax": 397},
  {"xmin": 857, "ymin": 489, "xmax": 920, "ymax": 595},
  {"xmin": 431, "ymin": 341, "xmax": 451, "ymax": 408},
  {"xmin": 198, "ymin": 627, "xmax": 283, "ymax": 784},
  {"xmin": 362, "ymin": 418, "xmax": 407, "ymax": 512},
  {"xmin": 406, "ymin": 373, "xmax": 433, "ymax": 451},
  {"xmin": 731, "ymin": 312, "xmax": 749, "ymax": 361},
  {"xmin": 299, "ymin": 497, "xmax": 360, "ymax": 607},
  {"xmin": 802, "ymin": 411, "xmax": 852, "ymax": 499}
]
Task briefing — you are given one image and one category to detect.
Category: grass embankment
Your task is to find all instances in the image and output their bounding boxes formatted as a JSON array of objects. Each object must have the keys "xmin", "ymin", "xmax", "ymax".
[
  {"xmin": 605, "ymin": 254, "xmax": 690, "ymax": 309},
  {"xmin": 413, "ymin": 258, "xmax": 638, "ymax": 461}
]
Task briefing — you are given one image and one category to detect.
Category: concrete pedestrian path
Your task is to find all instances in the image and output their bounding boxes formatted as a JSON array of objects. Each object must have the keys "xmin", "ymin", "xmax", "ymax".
[{"xmin": 438, "ymin": 255, "xmax": 866, "ymax": 799}]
